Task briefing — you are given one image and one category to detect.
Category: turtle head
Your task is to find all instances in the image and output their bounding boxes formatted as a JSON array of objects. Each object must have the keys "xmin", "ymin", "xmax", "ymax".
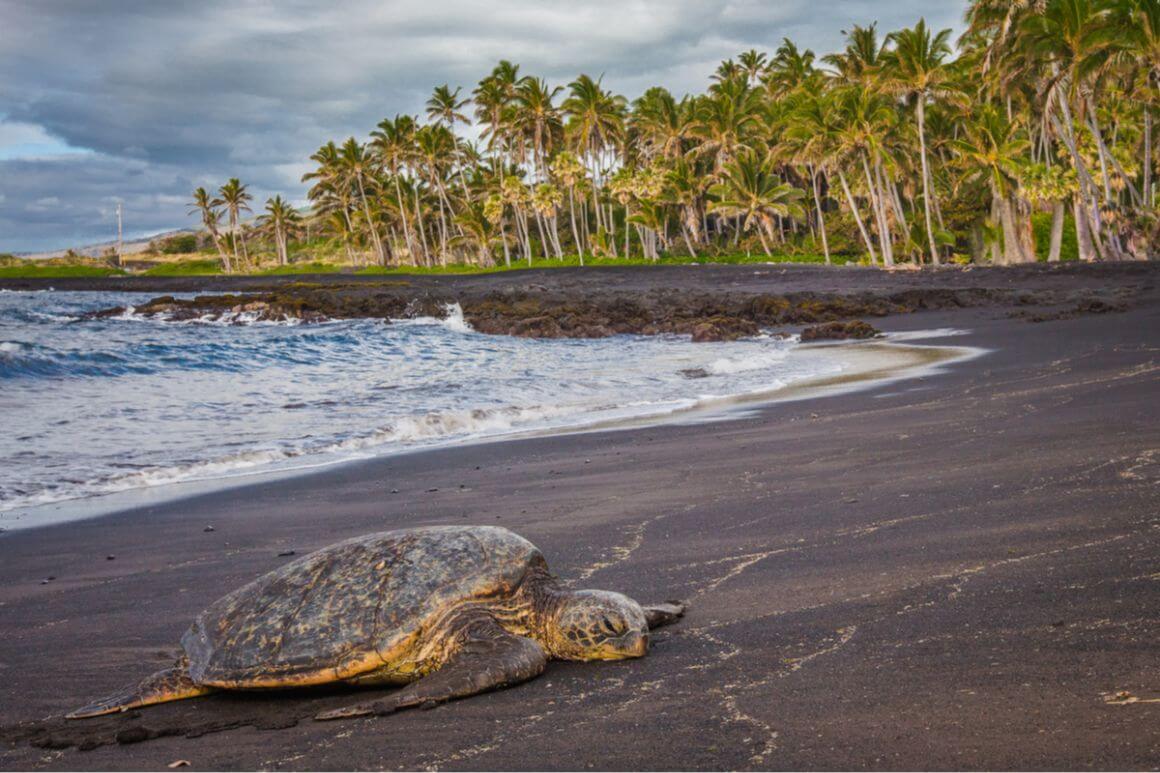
[{"xmin": 547, "ymin": 590, "xmax": 649, "ymax": 661}]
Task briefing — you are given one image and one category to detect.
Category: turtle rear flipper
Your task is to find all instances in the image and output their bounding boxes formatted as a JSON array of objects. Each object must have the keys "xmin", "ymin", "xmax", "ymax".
[{"xmin": 67, "ymin": 662, "xmax": 214, "ymax": 719}]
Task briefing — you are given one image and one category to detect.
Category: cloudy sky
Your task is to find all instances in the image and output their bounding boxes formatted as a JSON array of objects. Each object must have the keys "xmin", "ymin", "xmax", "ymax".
[{"xmin": 0, "ymin": 0, "xmax": 967, "ymax": 253}]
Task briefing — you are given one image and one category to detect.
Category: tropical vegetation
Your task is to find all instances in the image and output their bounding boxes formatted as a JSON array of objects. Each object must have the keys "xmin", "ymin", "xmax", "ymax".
[{"xmin": 187, "ymin": 1, "xmax": 1158, "ymax": 273}]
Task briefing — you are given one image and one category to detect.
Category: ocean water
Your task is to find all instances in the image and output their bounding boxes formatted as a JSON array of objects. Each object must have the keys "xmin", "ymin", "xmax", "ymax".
[{"xmin": 0, "ymin": 289, "xmax": 851, "ymax": 523}]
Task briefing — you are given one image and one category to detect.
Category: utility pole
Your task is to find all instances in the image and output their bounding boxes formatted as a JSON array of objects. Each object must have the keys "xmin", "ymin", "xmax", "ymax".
[{"xmin": 116, "ymin": 202, "xmax": 123, "ymax": 268}]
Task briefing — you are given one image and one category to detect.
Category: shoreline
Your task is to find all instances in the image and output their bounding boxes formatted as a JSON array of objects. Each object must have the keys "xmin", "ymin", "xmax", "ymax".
[
  {"xmin": 0, "ymin": 333, "xmax": 981, "ymax": 532},
  {"xmin": 1, "ymin": 265, "xmax": 1158, "ymax": 770}
]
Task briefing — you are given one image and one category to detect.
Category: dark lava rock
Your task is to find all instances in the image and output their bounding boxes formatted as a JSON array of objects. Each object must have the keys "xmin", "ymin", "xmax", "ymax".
[
  {"xmin": 800, "ymin": 320, "xmax": 882, "ymax": 342},
  {"xmin": 690, "ymin": 316, "xmax": 760, "ymax": 343},
  {"xmin": 680, "ymin": 368, "xmax": 711, "ymax": 379},
  {"xmin": 510, "ymin": 315, "xmax": 563, "ymax": 338}
]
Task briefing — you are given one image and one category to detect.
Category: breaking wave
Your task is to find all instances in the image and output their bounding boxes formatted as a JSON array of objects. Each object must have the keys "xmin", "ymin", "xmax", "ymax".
[{"xmin": 0, "ymin": 290, "xmax": 856, "ymax": 521}]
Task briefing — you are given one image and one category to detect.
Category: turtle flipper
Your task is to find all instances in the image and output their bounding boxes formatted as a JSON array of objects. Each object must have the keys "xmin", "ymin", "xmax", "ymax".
[
  {"xmin": 316, "ymin": 621, "xmax": 547, "ymax": 721},
  {"xmin": 67, "ymin": 661, "xmax": 215, "ymax": 719},
  {"xmin": 643, "ymin": 600, "xmax": 687, "ymax": 629}
]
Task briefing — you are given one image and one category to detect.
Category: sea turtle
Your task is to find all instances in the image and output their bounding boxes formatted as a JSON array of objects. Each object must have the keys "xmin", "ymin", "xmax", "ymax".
[{"xmin": 69, "ymin": 525, "xmax": 686, "ymax": 721}]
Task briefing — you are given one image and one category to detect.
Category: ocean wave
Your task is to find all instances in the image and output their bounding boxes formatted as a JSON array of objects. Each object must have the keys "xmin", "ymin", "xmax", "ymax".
[
  {"xmin": 2, "ymin": 290, "xmax": 853, "ymax": 524},
  {"xmin": 706, "ymin": 348, "xmax": 791, "ymax": 375},
  {"xmin": 0, "ymin": 401, "xmax": 638, "ymax": 513},
  {"xmin": 394, "ymin": 302, "xmax": 474, "ymax": 334},
  {"xmin": 113, "ymin": 305, "xmax": 309, "ymax": 327}
]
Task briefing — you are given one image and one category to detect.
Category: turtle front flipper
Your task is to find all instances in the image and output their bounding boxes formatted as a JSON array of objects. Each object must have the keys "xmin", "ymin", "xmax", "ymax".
[
  {"xmin": 67, "ymin": 660, "xmax": 215, "ymax": 719},
  {"xmin": 643, "ymin": 600, "xmax": 687, "ymax": 629},
  {"xmin": 315, "ymin": 620, "xmax": 547, "ymax": 721}
]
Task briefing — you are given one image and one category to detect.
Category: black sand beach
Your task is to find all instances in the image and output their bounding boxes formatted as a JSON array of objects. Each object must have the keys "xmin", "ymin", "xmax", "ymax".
[{"xmin": 1, "ymin": 264, "xmax": 1158, "ymax": 770}]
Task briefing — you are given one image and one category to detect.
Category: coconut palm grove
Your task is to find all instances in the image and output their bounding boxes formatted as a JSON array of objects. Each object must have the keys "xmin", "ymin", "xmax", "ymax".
[{"xmin": 188, "ymin": 1, "xmax": 1158, "ymax": 271}]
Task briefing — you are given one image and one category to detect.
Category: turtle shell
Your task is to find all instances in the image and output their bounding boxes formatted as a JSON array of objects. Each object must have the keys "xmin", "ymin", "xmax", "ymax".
[{"xmin": 180, "ymin": 526, "xmax": 545, "ymax": 687}]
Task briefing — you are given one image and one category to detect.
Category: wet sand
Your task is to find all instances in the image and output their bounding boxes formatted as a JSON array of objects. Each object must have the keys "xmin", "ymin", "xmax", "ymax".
[{"xmin": 1, "ymin": 264, "xmax": 1158, "ymax": 770}]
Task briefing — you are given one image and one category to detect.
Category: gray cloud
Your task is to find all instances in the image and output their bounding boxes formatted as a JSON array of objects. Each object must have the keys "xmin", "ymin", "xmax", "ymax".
[{"xmin": 0, "ymin": 0, "xmax": 966, "ymax": 252}]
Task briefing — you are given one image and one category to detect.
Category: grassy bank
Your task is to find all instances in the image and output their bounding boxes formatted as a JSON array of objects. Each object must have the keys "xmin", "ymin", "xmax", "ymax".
[
  {"xmin": 0, "ymin": 252, "xmax": 852, "ymax": 279},
  {"xmin": 0, "ymin": 265, "xmax": 126, "ymax": 279}
]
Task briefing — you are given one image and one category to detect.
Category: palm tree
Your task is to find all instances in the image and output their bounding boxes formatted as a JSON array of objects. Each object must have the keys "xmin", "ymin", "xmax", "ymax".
[
  {"xmin": 550, "ymin": 150, "xmax": 588, "ymax": 262},
  {"xmin": 370, "ymin": 116, "xmax": 420, "ymax": 262},
  {"xmin": 453, "ymin": 199, "xmax": 499, "ymax": 265},
  {"xmin": 883, "ymin": 19, "xmax": 958, "ymax": 265},
  {"xmin": 690, "ymin": 78, "xmax": 763, "ymax": 174},
  {"xmin": 952, "ymin": 104, "xmax": 1035, "ymax": 263},
  {"xmin": 415, "ymin": 124, "xmax": 459, "ymax": 261},
  {"xmin": 258, "ymin": 195, "xmax": 301, "ymax": 266},
  {"xmin": 426, "ymin": 85, "xmax": 471, "ymax": 129},
  {"xmin": 1018, "ymin": 0, "xmax": 1124, "ymax": 259},
  {"xmin": 188, "ymin": 187, "xmax": 231, "ymax": 272},
  {"xmin": 1121, "ymin": 0, "xmax": 1158, "ymax": 210},
  {"xmin": 631, "ymin": 87, "xmax": 695, "ymax": 161},
  {"xmin": 217, "ymin": 178, "xmax": 252, "ymax": 269},
  {"xmin": 337, "ymin": 138, "xmax": 387, "ymax": 265},
  {"xmin": 834, "ymin": 84, "xmax": 899, "ymax": 265},
  {"xmin": 511, "ymin": 77, "xmax": 563, "ymax": 180},
  {"xmin": 738, "ymin": 49, "xmax": 769, "ymax": 85},
  {"xmin": 564, "ymin": 74, "xmax": 627, "ymax": 250},
  {"xmin": 663, "ymin": 156, "xmax": 707, "ymax": 257},
  {"xmin": 708, "ymin": 150, "xmax": 806, "ymax": 256},
  {"xmin": 824, "ymin": 23, "xmax": 886, "ymax": 83},
  {"xmin": 765, "ymin": 39, "xmax": 817, "ymax": 98},
  {"xmin": 781, "ymin": 91, "xmax": 841, "ymax": 263}
]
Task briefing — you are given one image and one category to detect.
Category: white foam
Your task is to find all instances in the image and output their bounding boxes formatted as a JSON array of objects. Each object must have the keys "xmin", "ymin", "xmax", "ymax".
[
  {"xmin": 397, "ymin": 302, "xmax": 475, "ymax": 333},
  {"xmin": 706, "ymin": 348, "xmax": 791, "ymax": 375},
  {"xmin": 886, "ymin": 328, "xmax": 970, "ymax": 342}
]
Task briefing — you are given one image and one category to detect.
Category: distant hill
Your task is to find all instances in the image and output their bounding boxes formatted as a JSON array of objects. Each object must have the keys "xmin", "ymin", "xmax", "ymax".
[{"xmin": 14, "ymin": 229, "xmax": 197, "ymax": 260}]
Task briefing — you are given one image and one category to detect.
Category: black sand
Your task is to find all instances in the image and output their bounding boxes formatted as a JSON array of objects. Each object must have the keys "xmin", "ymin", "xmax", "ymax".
[{"xmin": 1, "ymin": 264, "xmax": 1158, "ymax": 770}]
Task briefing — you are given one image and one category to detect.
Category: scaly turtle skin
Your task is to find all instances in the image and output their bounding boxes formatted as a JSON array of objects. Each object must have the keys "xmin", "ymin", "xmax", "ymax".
[{"xmin": 69, "ymin": 525, "xmax": 686, "ymax": 720}]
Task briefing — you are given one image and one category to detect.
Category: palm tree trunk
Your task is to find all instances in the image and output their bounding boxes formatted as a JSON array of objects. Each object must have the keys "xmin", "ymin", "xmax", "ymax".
[
  {"xmin": 1145, "ymin": 107, "xmax": 1153, "ymax": 209},
  {"xmin": 340, "ymin": 207, "xmax": 359, "ymax": 266},
  {"xmin": 624, "ymin": 204, "xmax": 631, "ymax": 259},
  {"xmin": 568, "ymin": 187, "xmax": 583, "ymax": 264},
  {"xmin": 915, "ymin": 99, "xmax": 940, "ymax": 266},
  {"xmin": 414, "ymin": 190, "xmax": 431, "ymax": 266},
  {"xmin": 1073, "ymin": 194, "xmax": 1097, "ymax": 262},
  {"xmin": 811, "ymin": 167, "xmax": 830, "ymax": 265},
  {"xmin": 532, "ymin": 212, "xmax": 548, "ymax": 260},
  {"xmin": 393, "ymin": 176, "xmax": 415, "ymax": 260},
  {"xmin": 681, "ymin": 221, "xmax": 698, "ymax": 258},
  {"xmin": 838, "ymin": 170, "xmax": 878, "ymax": 265},
  {"xmin": 207, "ymin": 225, "xmax": 231, "ymax": 273},
  {"xmin": 1050, "ymin": 92, "xmax": 1107, "ymax": 260},
  {"xmin": 756, "ymin": 224, "xmax": 772, "ymax": 257},
  {"xmin": 500, "ymin": 220, "xmax": 511, "ymax": 268},
  {"xmin": 997, "ymin": 194, "xmax": 1024, "ymax": 264},
  {"xmin": 1048, "ymin": 200, "xmax": 1065, "ymax": 263},
  {"xmin": 861, "ymin": 154, "xmax": 893, "ymax": 266},
  {"xmin": 355, "ymin": 173, "xmax": 385, "ymax": 265},
  {"xmin": 1089, "ymin": 113, "xmax": 1142, "ymax": 207},
  {"xmin": 580, "ymin": 199, "xmax": 591, "ymax": 255},
  {"xmin": 238, "ymin": 226, "xmax": 251, "ymax": 270}
]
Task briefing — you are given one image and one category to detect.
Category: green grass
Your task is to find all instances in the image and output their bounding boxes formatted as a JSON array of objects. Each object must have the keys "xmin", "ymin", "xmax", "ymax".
[
  {"xmin": 0, "ymin": 265, "xmax": 125, "ymax": 278},
  {"xmin": 140, "ymin": 259, "xmax": 225, "ymax": 276},
  {"xmin": 257, "ymin": 261, "xmax": 346, "ymax": 275},
  {"xmin": 355, "ymin": 252, "xmax": 852, "ymax": 275},
  {"xmin": 1032, "ymin": 210, "xmax": 1079, "ymax": 262},
  {"xmin": 0, "ymin": 252, "xmax": 854, "ymax": 280}
]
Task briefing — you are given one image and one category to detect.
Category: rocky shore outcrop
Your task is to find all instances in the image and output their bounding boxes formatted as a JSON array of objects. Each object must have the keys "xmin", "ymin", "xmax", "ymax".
[{"xmin": 84, "ymin": 273, "xmax": 1136, "ymax": 342}]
